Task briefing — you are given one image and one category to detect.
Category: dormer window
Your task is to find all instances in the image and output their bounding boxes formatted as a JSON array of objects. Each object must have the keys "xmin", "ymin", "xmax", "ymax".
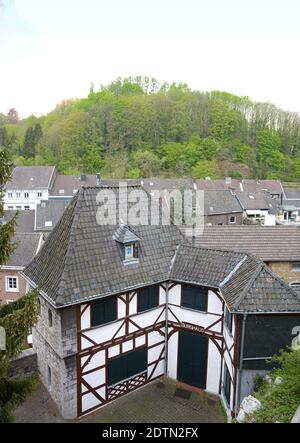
[
  {"xmin": 113, "ymin": 224, "xmax": 140, "ymax": 264},
  {"xmin": 125, "ymin": 243, "xmax": 134, "ymax": 260}
]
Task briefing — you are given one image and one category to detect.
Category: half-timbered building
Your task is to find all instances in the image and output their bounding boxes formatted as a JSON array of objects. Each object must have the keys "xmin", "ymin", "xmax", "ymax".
[{"xmin": 23, "ymin": 185, "xmax": 300, "ymax": 419}]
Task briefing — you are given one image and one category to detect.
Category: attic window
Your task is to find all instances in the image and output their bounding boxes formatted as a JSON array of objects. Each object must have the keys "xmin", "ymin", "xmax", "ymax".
[
  {"xmin": 249, "ymin": 195, "xmax": 255, "ymax": 199},
  {"xmin": 58, "ymin": 189, "xmax": 64, "ymax": 194},
  {"xmin": 125, "ymin": 244, "xmax": 134, "ymax": 260},
  {"xmin": 113, "ymin": 224, "xmax": 140, "ymax": 263},
  {"xmin": 45, "ymin": 221, "xmax": 53, "ymax": 227}
]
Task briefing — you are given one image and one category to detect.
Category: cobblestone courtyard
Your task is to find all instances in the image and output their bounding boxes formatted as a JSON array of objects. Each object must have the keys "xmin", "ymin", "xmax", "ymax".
[{"xmin": 14, "ymin": 377, "xmax": 226, "ymax": 423}]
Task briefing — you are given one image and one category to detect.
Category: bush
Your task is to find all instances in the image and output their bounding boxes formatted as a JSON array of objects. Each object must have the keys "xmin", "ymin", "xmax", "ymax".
[
  {"xmin": 0, "ymin": 376, "xmax": 38, "ymax": 422},
  {"xmin": 253, "ymin": 349, "xmax": 300, "ymax": 423}
]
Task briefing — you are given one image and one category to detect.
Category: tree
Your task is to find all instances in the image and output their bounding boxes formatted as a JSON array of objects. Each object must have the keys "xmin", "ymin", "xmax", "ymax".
[
  {"xmin": 192, "ymin": 159, "xmax": 219, "ymax": 179},
  {"xmin": 0, "ymin": 146, "xmax": 38, "ymax": 421},
  {"xmin": 7, "ymin": 109, "xmax": 19, "ymax": 124}
]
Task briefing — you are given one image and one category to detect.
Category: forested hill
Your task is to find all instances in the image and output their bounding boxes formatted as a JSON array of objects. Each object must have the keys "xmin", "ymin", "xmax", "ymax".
[{"xmin": 1, "ymin": 77, "xmax": 300, "ymax": 181}]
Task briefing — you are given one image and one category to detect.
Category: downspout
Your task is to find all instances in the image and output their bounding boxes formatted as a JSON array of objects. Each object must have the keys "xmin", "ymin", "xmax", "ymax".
[
  {"xmin": 164, "ymin": 282, "xmax": 169, "ymax": 377},
  {"xmin": 236, "ymin": 313, "xmax": 247, "ymax": 413}
]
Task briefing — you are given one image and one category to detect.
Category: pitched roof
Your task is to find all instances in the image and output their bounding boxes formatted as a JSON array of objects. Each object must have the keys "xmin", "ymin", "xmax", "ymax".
[
  {"xmin": 141, "ymin": 179, "xmax": 194, "ymax": 192},
  {"xmin": 23, "ymin": 186, "xmax": 300, "ymax": 313},
  {"xmin": 235, "ymin": 191, "xmax": 276, "ymax": 211},
  {"xmin": 240, "ymin": 179, "xmax": 283, "ymax": 195},
  {"xmin": 35, "ymin": 200, "xmax": 70, "ymax": 231},
  {"xmin": 187, "ymin": 225, "xmax": 300, "ymax": 261},
  {"xmin": 5, "ymin": 233, "xmax": 42, "ymax": 268},
  {"xmin": 113, "ymin": 224, "xmax": 141, "ymax": 243},
  {"xmin": 195, "ymin": 178, "xmax": 240, "ymax": 191},
  {"xmin": 1, "ymin": 210, "xmax": 35, "ymax": 232},
  {"xmin": 203, "ymin": 190, "xmax": 242, "ymax": 215},
  {"xmin": 24, "ymin": 185, "xmax": 185, "ymax": 306},
  {"xmin": 7, "ymin": 166, "xmax": 55, "ymax": 190},
  {"xmin": 171, "ymin": 244, "xmax": 300, "ymax": 312},
  {"xmin": 50, "ymin": 174, "xmax": 97, "ymax": 197},
  {"xmin": 283, "ymin": 187, "xmax": 300, "ymax": 199}
]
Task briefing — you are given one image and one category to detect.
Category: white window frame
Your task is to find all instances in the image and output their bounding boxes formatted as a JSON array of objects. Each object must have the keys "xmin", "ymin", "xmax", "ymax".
[
  {"xmin": 37, "ymin": 192, "xmax": 42, "ymax": 198},
  {"xmin": 6, "ymin": 300, "xmax": 14, "ymax": 304},
  {"xmin": 24, "ymin": 192, "xmax": 29, "ymax": 198},
  {"xmin": 229, "ymin": 215, "xmax": 236, "ymax": 224},
  {"xmin": 5, "ymin": 276, "xmax": 19, "ymax": 293},
  {"xmin": 16, "ymin": 192, "xmax": 21, "ymax": 198},
  {"xmin": 7, "ymin": 192, "xmax": 13, "ymax": 199}
]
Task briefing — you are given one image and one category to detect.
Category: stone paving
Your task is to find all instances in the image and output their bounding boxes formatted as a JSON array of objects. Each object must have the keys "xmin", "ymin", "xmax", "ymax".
[{"xmin": 14, "ymin": 377, "xmax": 226, "ymax": 423}]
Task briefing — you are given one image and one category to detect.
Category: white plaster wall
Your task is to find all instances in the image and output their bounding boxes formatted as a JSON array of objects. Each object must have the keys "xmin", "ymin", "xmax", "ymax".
[{"xmin": 206, "ymin": 339, "xmax": 222, "ymax": 394}]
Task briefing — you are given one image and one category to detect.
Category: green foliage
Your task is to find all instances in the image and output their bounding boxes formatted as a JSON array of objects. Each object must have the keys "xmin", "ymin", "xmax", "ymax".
[
  {"xmin": 0, "ymin": 376, "xmax": 38, "ymax": 423},
  {"xmin": 192, "ymin": 159, "xmax": 219, "ymax": 179},
  {"xmin": 2, "ymin": 77, "xmax": 300, "ymax": 181},
  {"xmin": 253, "ymin": 348, "xmax": 300, "ymax": 423}
]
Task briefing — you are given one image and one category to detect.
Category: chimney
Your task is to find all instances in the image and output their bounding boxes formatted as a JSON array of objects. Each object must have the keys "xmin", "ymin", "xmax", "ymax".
[
  {"xmin": 96, "ymin": 173, "xmax": 101, "ymax": 186},
  {"xmin": 225, "ymin": 177, "xmax": 232, "ymax": 185},
  {"xmin": 80, "ymin": 173, "xmax": 87, "ymax": 182}
]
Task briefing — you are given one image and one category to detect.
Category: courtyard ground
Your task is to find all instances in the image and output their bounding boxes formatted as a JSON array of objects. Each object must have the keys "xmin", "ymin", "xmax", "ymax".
[{"xmin": 14, "ymin": 377, "xmax": 227, "ymax": 423}]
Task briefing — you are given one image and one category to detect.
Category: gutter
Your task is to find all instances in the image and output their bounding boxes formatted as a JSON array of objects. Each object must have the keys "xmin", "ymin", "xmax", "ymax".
[
  {"xmin": 236, "ymin": 313, "xmax": 247, "ymax": 411},
  {"xmin": 164, "ymin": 282, "xmax": 169, "ymax": 377}
]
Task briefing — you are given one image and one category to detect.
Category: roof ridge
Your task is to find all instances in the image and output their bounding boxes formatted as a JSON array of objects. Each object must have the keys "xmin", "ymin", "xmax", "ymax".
[
  {"xmin": 53, "ymin": 192, "xmax": 81, "ymax": 304},
  {"xmin": 231, "ymin": 258, "xmax": 264, "ymax": 310}
]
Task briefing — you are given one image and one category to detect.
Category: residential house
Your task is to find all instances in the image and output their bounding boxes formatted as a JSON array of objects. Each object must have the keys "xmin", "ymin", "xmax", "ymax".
[
  {"xmin": 189, "ymin": 225, "xmax": 300, "ymax": 286},
  {"xmin": 4, "ymin": 166, "xmax": 56, "ymax": 210},
  {"xmin": 35, "ymin": 200, "xmax": 70, "ymax": 234},
  {"xmin": 202, "ymin": 190, "xmax": 243, "ymax": 225},
  {"xmin": 235, "ymin": 191, "xmax": 278, "ymax": 225},
  {"xmin": 49, "ymin": 174, "xmax": 98, "ymax": 200},
  {"xmin": 276, "ymin": 186, "xmax": 300, "ymax": 224},
  {"xmin": 0, "ymin": 232, "xmax": 43, "ymax": 305},
  {"xmin": 23, "ymin": 185, "xmax": 300, "ymax": 419}
]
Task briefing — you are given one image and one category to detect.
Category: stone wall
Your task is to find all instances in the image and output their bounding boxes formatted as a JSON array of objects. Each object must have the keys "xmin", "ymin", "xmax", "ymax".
[
  {"xmin": 8, "ymin": 348, "xmax": 38, "ymax": 379},
  {"xmin": 32, "ymin": 295, "xmax": 78, "ymax": 419},
  {"xmin": 268, "ymin": 261, "xmax": 300, "ymax": 285}
]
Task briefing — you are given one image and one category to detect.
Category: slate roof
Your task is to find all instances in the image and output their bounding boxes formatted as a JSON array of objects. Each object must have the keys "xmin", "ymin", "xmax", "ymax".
[
  {"xmin": 5, "ymin": 233, "xmax": 42, "ymax": 268},
  {"xmin": 186, "ymin": 225, "xmax": 300, "ymax": 261},
  {"xmin": 171, "ymin": 244, "xmax": 300, "ymax": 312},
  {"xmin": 195, "ymin": 179, "xmax": 240, "ymax": 191},
  {"xmin": 283, "ymin": 187, "xmax": 300, "ymax": 199},
  {"xmin": 1, "ymin": 210, "xmax": 35, "ymax": 232},
  {"xmin": 35, "ymin": 200, "xmax": 70, "ymax": 231},
  {"xmin": 7, "ymin": 166, "xmax": 55, "ymax": 190},
  {"xmin": 235, "ymin": 191, "xmax": 276, "ymax": 211},
  {"xmin": 141, "ymin": 179, "xmax": 194, "ymax": 193},
  {"xmin": 24, "ymin": 185, "xmax": 186, "ymax": 306},
  {"xmin": 23, "ymin": 185, "xmax": 300, "ymax": 313},
  {"xmin": 203, "ymin": 190, "xmax": 242, "ymax": 215},
  {"xmin": 50, "ymin": 174, "xmax": 97, "ymax": 197},
  {"xmin": 113, "ymin": 224, "xmax": 141, "ymax": 243},
  {"xmin": 241, "ymin": 179, "xmax": 283, "ymax": 195}
]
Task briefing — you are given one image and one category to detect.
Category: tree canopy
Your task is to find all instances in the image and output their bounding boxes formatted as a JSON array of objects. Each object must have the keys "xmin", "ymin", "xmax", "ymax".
[{"xmin": 2, "ymin": 76, "xmax": 300, "ymax": 181}]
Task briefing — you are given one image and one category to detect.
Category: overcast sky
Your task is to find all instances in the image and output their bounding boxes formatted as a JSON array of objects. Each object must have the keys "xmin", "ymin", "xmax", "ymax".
[{"xmin": 1, "ymin": 0, "xmax": 300, "ymax": 118}]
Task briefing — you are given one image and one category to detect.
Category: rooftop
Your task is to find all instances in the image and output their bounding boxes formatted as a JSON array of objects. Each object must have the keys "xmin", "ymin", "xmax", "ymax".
[
  {"xmin": 5, "ymin": 233, "xmax": 43, "ymax": 268},
  {"xmin": 203, "ymin": 190, "xmax": 242, "ymax": 215},
  {"xmin": 187, "ymin": 225, "xmax": 300, "ymax": 261},
  {"xmin": 35, "ymin": 200, "xmax": 70, "ymax": 231},
  {"xmin": 7, "ymin": 166, "xmax": 56, "ymax": 190},
  {"xmin": 23, "ymin": 186, "xmax": 300, "ymax": 313}
]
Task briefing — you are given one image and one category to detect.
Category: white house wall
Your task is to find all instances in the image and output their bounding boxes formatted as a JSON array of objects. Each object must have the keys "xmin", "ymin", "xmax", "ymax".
[{"xmin": 76, "ymin": 283, "xmax": 239, "ymax": 416}]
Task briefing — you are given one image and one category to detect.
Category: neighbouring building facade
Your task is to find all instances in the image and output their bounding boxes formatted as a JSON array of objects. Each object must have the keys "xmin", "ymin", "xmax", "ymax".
[
  {"xmin": 23, "ymin": 185, "xmax": 300, "ymax": 419},
  {"xmin": 0, "ymin": 232, "xmax": 43, "ymax": 305}
]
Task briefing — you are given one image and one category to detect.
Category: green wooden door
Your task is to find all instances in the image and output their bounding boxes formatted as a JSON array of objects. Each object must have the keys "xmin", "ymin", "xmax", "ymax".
[{"xmin": 177, "ymin": 330, "xmax": 208, "ymax": 389}]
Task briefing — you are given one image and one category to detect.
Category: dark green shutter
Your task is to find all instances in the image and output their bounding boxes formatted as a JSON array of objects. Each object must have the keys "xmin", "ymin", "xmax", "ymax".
[
  {"xmin": 138, "ymin": 286, "xmax": 159, "ymax": 312},
  {"xmin": 182, "ymin": 285, "xmax": 206, "ymax": 312},
  {"xmin": 108, "ymin": 348, "xmax": 147, "ymax": 386},
  {"xmin": 91, "ymin": 297, "xmax": 117, "ymax": 327},
  {"xmin": 224, "ymin": 364, "xmax": 231, "ymax": 405}
]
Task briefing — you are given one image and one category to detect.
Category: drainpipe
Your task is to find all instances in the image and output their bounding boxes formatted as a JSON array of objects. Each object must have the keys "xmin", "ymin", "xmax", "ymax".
[
  {"xmin": 236, "ymin": 313, "xmax": 247, "ymax": 413},
  {"xmin": 164, "ymin": 282, "xmax": 169, "ymax": 377}
]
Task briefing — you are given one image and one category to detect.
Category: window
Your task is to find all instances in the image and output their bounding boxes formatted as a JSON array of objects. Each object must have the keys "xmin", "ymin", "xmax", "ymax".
[
  {"xmin": 6, "ymin": 300, "xmax": 14, "ymax": 304},
  {"xmin": 125, "ymin": 244, "xmax": 134, "ymax": 260},
  {"xmin": 138, "ymin": 286, "xmax": 159, "ymax": 312},
  {"xmin": 108, "ymin": 347, "xmax": 147, "ymax": 386},
  {"xmin": 38, "ymin": 192, "xmax": 42, "ymax": 198},
  {"xmin": 24, "ymin": 206, "xmax": 30, "ymax": 210},
  {"xmin": 7, "ymin": 206, "xmax": 14, "ymax": 210},
  {"xmin": 48, "ymin": 366, "xmax": 52, "ymax": 386},
  {"xmin": 5, "ymin": 276, "xmax": 19, "ymax": 292},
  {"xmin": 16, "ymin": 206, "xmax": 21, "ymax": 209},
  {"xmin": 91, "ymin": 297, "xmax": 117, "ymax": 327},
  {"xmin": 45, "ymin": 221, "xmax": 53, "ymax": 227},
  {"xmin": 292, "ymin": 263, "xmax": 300, "ymax": 272},
  {"xmin": 48, "ymin": 309, "xmax": 53, "ymax": 327},
  {"xmin": 224, "ymin": 364, "xmax": 231, "ymax": 406},
  {"xmin": 224, "ymin": 306, "xmax": 233, "ymax": 334},
  {"xmin": 24, "ymin": 192, "xmax": 29, "ymax": 198},
  {"xmin": 181, "ymin": 285, "xmax": 207, "ymax": 312},
  {"xmin": 229, "ymin": 215, "xmax": 236, "ymax": 224},
  {"xmin": 7, "ymin": 192, "xmax": 13, "ymax": 199},
  {"xmin": 16, "ymin": 192, "xmax": 21, "ymax": 198},
  {"xmin": 58, "ymin": 189, "xmax": 65, "ymax": 194}
]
